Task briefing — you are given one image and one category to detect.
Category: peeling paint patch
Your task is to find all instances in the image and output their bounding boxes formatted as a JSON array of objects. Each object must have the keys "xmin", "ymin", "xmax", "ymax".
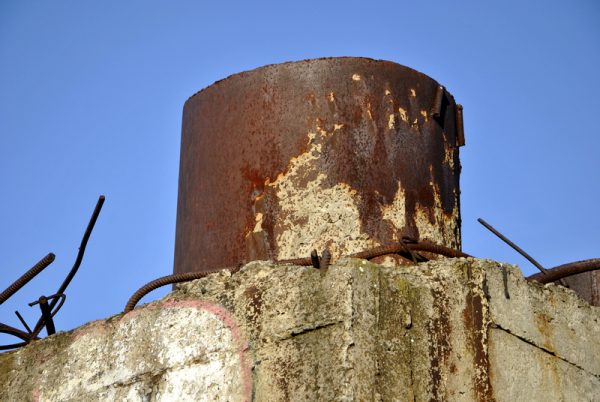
[
  {"xmin": 267, "ymin": 130, "xmax": 374, "ymax": 260},
  {"xmin": 414, "ymin": 186, "xmax": 460, "ymax": 249},
  {"xmin": 410, "ymin": 89, "xmax": 416, "ymax": 97},
  {"xmin": 328, "ymin": 92, "xmax": 335, "ymax": 102},
  {"xmin": 420, "ymin": 110, "xmax": 429, "ymax": 122},
  {"xmin": 388, "ymin": 114, "xmax": 396, "ymax": 130},
  {"xmin": 444, "ymin": 143, "xmax": 455, "ymax": 171},
  {"xmin": 398, "ymin": 107, "xmax": 408, "ymax": 122},
  {"xmin": 352, "ymin": 74, "xmax": 361, "ymax": 81},
  {"xmin": 381, "ymin": 185, "xmax": 407, "ymax": 232},
  {"xmin": 367, "ymin": 102, "xmax": 373, "ymax": 120},
  {"xmin": 253, "ymin": 212, "xmax": 264, "ymax": 233},
  {"xmin": 385, "ymin": 89, "xmax": 391, "ymax": 96}
]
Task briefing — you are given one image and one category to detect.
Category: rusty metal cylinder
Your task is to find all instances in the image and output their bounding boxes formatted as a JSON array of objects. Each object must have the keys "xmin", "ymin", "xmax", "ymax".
[{"xmin": 174, "ymin": 57, "xmax": 463, "ymax": 274}]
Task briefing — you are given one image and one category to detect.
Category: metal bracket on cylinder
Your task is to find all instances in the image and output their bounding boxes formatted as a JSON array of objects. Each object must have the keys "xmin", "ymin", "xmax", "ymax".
[
  {"xmin": 456, "ymin": 104, "xmax": 465, "ymax": 147},
  {"xmin": 430, "ymin": 85, "xmax": 445, "ymax": 119}
]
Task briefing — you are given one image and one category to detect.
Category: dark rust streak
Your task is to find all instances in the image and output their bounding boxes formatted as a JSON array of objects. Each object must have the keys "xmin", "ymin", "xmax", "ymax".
[
  {"xmin": 463, "ymin": 275, "xmax": 494, "ymax": 401},
  {"xmin": 428, "ymin": 289, "xmax": 451, "ymax": 401},
  {"xmin": 320, "ymin": 249, "xmax": 331, "ymax": 270}
]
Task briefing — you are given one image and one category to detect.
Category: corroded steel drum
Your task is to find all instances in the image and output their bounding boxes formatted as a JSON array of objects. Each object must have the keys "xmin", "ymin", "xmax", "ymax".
[{"xmin": 174, "ymin": 57, "xmax": 463, "ymax": 274}]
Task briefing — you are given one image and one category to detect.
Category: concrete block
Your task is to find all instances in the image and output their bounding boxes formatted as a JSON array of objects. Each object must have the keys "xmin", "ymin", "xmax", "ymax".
[{"xmin": 1, "ymin": 258, "xmax": 598, "ymax": 401}]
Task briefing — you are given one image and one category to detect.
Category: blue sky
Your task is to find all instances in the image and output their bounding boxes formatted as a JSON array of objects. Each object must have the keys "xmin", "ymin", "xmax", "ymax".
[{"xmin": 1, "ymin": 1, "xmax": 599, "ymax": 345}]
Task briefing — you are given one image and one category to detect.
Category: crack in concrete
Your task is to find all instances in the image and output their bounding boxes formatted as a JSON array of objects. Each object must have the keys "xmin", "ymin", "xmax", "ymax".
[
  {"xmin": 287, "ymin": 321, "xmax": 341, "ymax": 339},
  {"xmin": 106, "ymin": 353, "xmax": 215, "ymax": 390},
  {"xmin": 492, "ymin": 324, "xmax": 599, "ymax": 379}
]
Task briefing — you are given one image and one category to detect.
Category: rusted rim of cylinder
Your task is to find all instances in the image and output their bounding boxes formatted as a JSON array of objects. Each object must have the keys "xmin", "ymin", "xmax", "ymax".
[{"xmin": 186, "ymin": 57, "xmax": 445, "ymax": 102}]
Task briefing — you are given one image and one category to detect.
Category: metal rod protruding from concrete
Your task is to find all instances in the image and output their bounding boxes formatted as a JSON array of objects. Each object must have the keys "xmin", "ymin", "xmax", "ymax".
[
  {"xmin": 0, "ymin": 253, "xmax": 55, "ymax": 305},
  {"xmin": 477, "ymin": 218, "xmax": 548, "ymax": 274}
]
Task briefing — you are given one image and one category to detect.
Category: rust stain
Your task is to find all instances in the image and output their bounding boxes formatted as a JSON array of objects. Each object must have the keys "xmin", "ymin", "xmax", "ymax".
[
  {"xmin": 534, "ymin": 313, "xmax": 555, "ymax": 353},
  {"xmin": 428, "ymin": 289, "xmax": 452, "ymax": 401},
  {"xmin": 462, "ymin": 282, "xmax": 495, "ymax": 402},
  {"xmin": 244, "ymin": 285, "xmax": 264, "ymax": 318}
]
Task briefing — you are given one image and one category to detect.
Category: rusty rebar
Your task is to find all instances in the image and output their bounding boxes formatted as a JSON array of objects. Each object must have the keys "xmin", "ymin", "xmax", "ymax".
[
  {"xmin": 477, "ymin": 218, "xmax": 548, "ymax": 274},
  {"xmin": 0, "ymin": 341, "xmax": 28, "ymax": 351},
  {"xmin": 30, "ymin": 195, "xmax": 105, "ymax": 339},
  {"xmin": 14, "ymin": 311, "xmax": 32, "ymax": 335},
  {"xmin": 124, "ymin": 267, "xmax": 242, "ymax": 313},
  {"xmin": 35, "ymin": 296, "xmax": 56, "ymax": 336},
  {"xmin": 399, "ymin": 237, "xmax": 418, "ymax": 263},
  {"xmin": 0, "ymin": 322, "xmax": 37, "ymax": 343},
  {"xmin": 0, "ymin": 253, "xmax": 55, "ymax": 305},
  {"xmin": 348, "ymin": 243, "xmax": 407, "ymax": 259},
  {"xmin": 279, "ymin": 241, "xmax": 469, "ymax": 266},
  {"xmin": 527, "ymin": 259, "xmax": 600, "ymax": 284},
  {"xmin": 410, "ymin": 242, "xmax": 470, "ymax": 258},
  {"xmin": 126, "ymin": 241, "xmax": 468, "ymax": 314},
  {"xmin": 310, "ymin": 250, "xmax": 320, "ymax": 268},
  {"xmin": 278, "ymin": 256, "xmax": 312, "ymax": 266},
  {"xmin": 348, "ymin": 242, "xmax": 470, "ymax": 260}
]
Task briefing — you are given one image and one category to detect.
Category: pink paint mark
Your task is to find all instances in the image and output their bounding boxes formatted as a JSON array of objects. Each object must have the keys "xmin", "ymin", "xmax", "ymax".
[
  {"xmin": 31, "ymin": 387, "xmax": 40, "ymax": 402},
  {"xmin": 161, "ymin": 299, "xmax": 254, "ymax": 401},
  {"xmin": 120, "ymin": 302, "xmax": 157, "ymax": 322},
  {"xmin": 72, "ymin": 319, "xmax": 108, "ymax": 342}
]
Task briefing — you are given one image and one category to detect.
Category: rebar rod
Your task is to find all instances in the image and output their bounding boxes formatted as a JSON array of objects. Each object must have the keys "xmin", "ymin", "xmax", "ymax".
[
  {"xmin": 30, "ymin": 196, "xmax": 105, "ymax": 338},
  {"xmin": 0, "ymin": 253, "xmax": 55, "ymax": 305},
  {"xmin": 527, "ymin": 258, "xmax": 600, "ymax": 284}
]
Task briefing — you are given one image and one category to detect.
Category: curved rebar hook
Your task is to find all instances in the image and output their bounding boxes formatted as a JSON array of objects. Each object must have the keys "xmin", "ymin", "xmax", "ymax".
[{"xmin": 30, "ymin": 196, "xmax": 105, "ymax": 338}]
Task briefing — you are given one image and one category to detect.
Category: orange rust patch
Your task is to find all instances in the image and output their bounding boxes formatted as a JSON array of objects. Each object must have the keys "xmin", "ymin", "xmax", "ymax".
[
  {"xmin": 462, "ymin": 283, "xmax": 494, "ymax": 402},
  {"xmin": 534, "ymin": 313, "xmax": 555, "ymax": 353},
  {"xmin": 429, "ymin": 288, "xmax": 452, "ymax": 400}
]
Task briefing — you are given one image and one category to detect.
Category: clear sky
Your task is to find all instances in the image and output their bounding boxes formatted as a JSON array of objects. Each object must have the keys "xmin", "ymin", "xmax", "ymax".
[{"xmin": 1, "ymin": 1, "xmax": 599, "ymax": 346}]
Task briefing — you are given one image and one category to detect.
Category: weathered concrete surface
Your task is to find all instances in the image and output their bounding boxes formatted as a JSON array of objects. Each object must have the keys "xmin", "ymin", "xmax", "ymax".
[{"xmin": 1, "ymin": 258, "xmax": 598, "ymax": 401}]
